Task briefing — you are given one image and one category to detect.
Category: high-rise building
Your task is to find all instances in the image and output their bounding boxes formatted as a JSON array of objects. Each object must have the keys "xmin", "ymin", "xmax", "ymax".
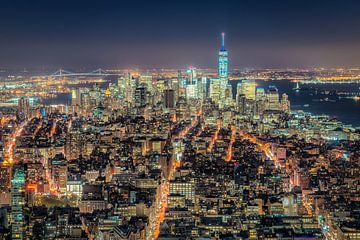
[
  {"xmin": 81, "ymin": 93, "xmax": 92, "ymax": 112},
  {"xmin": 281, "ymin": 93, "xmax": 290, "ymax": 112},
  {"xmin": 0, "ymin": 167, "xmax": 11, "ymax": 192},
  {"xmin": 89, "ymin": 84, "xmax": 102, "ymax": 106},
  {"xmin": 118, "ymin": 73, "xmax": 136, "ymax": 106},
  {"xmin": 218, "ymin": 33, "xmax": 229, "ymax": 108},
  {"xmin": 156, "ymin": 79, "xmax": 165, "ymax": 95},
  {"xmin": 197, "ymin": 77, "xmax": 207, "ymax": 101},
  {"xmin": 177, "ymin": 70, "xmax": 184, "ymax": 87},
  {"xmin": 178, "ymin": 70, "xmax": 186, "ymax": 99},
  {"xmin": 50, "ymin": 155, "xmax": 68, "ymax": 193},
  {"xmin": 11, "ymin": 165, "xmax": 26, "ymax": 240},
  {"xmin": 117, "ymin": 76, "xmax": 127, "ymax": 99},
  {"xmin": 256, "ymin": 87, "xmax": 266, "ymax": 100},
  {"xmin": 128, "ymin": 73, "xmax": 136, "ymax": 106},
  {"xmin": 237, "ymin": 94, "xmax": 246, "ymax": 114},
  {"xmin": 65, "ymin": 131, "xmax": 82, "ymax": 160},
  {"xmin": 267, "ymin": 86, "xmax": 280, "ymax": 110},
  {"xmin": 186, "ymin": 84, "xmax": 197, "ymax": 100},
  {"xmin": 71, "ymin": 88, "xmax": 81, "ymax": 106},
  {"xmin": 225, "ymin": 85, "xmax": 233, "ymax": 106},
  {"xmin": 187, "ymin": 66, "xmax": 197, "ymax": 85},
  {"xmin": 139, "ymin": 74, "xmax": 152, "ymax": 87},
  {"xmin": 135, "ymin": 85, "xmax": 148, "ymax": 108},
  {"xmin": 164, "ymin": 89, "xmax": 175, "ymax": 108},
  {"xmin": 170, "ymin": 78, "xmax": 180, "ymax": 102},
  {"xmin": 18, "ymin": 97, "xmax": 30, "ymax": 119},
  {"xmin": 210, "ymin": 78, "xmax": 221, "ymax": 103},
  {"xmin": 237, "ymin": 80, "xmax": 256, "ymax": 100},
  {"xmin": 218, "ymin": 33, "xmax": 228, "ymax": 85}
]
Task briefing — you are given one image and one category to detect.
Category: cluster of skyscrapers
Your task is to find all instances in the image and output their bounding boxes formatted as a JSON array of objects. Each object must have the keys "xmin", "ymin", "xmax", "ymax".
[{"xmin": 0, "ymin": 33, "xmax": 359, "ymax": 240}]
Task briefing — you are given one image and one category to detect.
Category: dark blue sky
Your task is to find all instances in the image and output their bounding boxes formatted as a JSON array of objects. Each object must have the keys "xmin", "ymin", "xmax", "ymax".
[{"xmin": 1, "ymin": 0, "xmax": 360, "ymax": 69}]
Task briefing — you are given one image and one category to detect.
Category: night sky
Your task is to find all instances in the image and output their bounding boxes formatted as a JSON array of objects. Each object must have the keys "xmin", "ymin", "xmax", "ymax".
[{"xmin": 1, "ymin": 0, "xmax": 360, "ymax": 69}]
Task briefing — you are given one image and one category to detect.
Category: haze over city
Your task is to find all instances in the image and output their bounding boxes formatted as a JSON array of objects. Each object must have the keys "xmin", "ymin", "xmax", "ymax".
[{"xmin": 2, "ymin": 0, "xmax": 360, "ymax": 68}]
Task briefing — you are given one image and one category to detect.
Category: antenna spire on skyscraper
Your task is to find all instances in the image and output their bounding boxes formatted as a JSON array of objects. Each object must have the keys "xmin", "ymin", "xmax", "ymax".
[{"xmin": 221, "ymin": 32, "xmax": 225, "ymax": 51}]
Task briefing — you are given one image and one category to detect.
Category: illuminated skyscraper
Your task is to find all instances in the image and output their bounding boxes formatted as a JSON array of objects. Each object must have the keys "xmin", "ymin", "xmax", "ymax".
[
  {"xmin": 197, "ymin": 77, "xmax": 207, "ymax": 100},
  {"xmin": 177, "ymin": 70, "xmax": 184, "ymax": 87},
  {"xmin": 187, "ymin": 66, "xmax": 197, "ymax": 85},
  {"xmin": 18, "ymin": 97, "xmax": 30, "ymax": 119},
  {"xmin": 170, "ymin": 78, "xmax": 180, "ymax": 102},
  {"xmin": 281, "ymin": 93, "xmax": 290, "ymax": 112},
  {"xmin": 11, "ymin": 165, "xmax": 25, "ymax": 240},
  {"xmin": 71, "ymin": 88, "xmax": 81, "ymax": 107},
  {"xmin": 81, "ymin": 93, "xmax": 91, "ymax": 112},
  {"xmin": 210, "ymin": 78, "xmax": 221, "ymax": 102},
  {"xmin": 139, "ymin": 74, "xmax": 152, "ymax": 87},
  {"xmin": 135, "ymin": 84, "xmax": 148, "ymax": 108},
  {"xmin": 218, "ymin": 33, "xmax": 230, "ymax": 108},
  {"xmin": 218, "ymin": 32, "xmax": 228, "ymax": 87},
  {"xmin": 178, "ymin": 70, "xmax": 187, "ymax": 99},
  {"xmin": 237, "ymin": 80, "xmax": 256, "ymax": 100},
  {"xmin": 117, "ymin": 76, "xmax": 127, "ymax": 99},
  {"xmin": 0, "ymin": 167, "xmax": 11, "ymax": 192},
  {"xmin": 267, "ymin": 86, "xmax": 280, "ymax": 110},
  {"xmin": 256, "ymin": 87, "xmax": 266, "ymax": 100},
  {"xmin": 186, "ymin": 84, "xmax": 196, "ymax": 100}
]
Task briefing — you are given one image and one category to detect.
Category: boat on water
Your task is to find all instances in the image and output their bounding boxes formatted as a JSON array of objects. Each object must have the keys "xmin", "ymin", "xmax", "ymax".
[
  {"xmin": 312, "ymin": 98, "xmax": 336, "ymax": 102},
  {"xmin": 303, "ymin": 104, "xmax": 309, "ymax": 107},
  {"xmin": 313, "ymin": 97, "xmax": 336, "ymax": 102}
]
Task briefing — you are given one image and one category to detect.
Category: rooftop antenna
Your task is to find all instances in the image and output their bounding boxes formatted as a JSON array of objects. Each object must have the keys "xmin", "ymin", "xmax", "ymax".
[{"xmin": 221, "ymin": 32, "xmax": 225, "ymax": 51}]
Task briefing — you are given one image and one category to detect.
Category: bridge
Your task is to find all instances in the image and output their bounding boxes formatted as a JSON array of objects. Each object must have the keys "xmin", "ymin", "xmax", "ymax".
[
  {"xmin": 300, "ymin": 79, "xmax": 360, "ymax": 84},
  {"xmin": 49, "ymin": 68, "xmax": 112, "ymax": 77}
]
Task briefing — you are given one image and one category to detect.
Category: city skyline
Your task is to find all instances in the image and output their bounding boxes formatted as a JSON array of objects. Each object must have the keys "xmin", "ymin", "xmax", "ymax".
[
  {"xmin": 2, "ymin": 0, "xmax": 360, "ymax": 69},
  {"xmin": 1, "ymin": 1, "xmax": 360, "ymax": 240}
]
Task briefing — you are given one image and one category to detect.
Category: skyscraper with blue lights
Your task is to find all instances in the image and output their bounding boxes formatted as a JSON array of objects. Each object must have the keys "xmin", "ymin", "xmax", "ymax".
[
  {"xmin": 218, "ymin": 32, "xmax": 228, "ymax": 86},
  {"xmin": 218, "ymin": 33, "xmax": 230, "ymax": 108}
]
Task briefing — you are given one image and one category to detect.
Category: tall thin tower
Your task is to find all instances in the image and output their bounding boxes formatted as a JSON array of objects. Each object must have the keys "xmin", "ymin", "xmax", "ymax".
[
  {"xmin": 218, "ymin": 33, "xmax": 229, "ymax": 108},
  {"xmin": 218, "ymin": 32, "xmax": 229, "ymax": 83}
]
